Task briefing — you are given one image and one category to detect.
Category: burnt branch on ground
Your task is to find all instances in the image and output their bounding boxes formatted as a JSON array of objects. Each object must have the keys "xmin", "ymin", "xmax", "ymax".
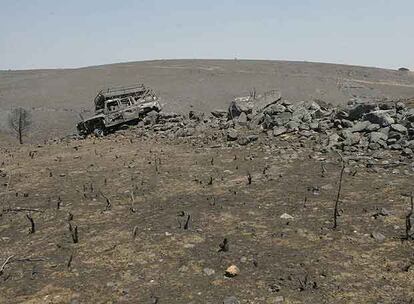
[
  {"xmin": 100, "ymin": 191, "xmax": 112, "ymax": 211},
  {"xmin": 26, "ymin": 213, "xmax": 35, "ymax": 234},
  {"xmin": 0, "ymin": 255, "xmax": 14, "ymax": 276},
  {"xmin": 333, "ymin": 154, "xmax": 346, "ymax": 230},
  {"xmin": 404, "ymin": 193, "xmax": 414, "ymax": 240},
  {"xmin": 69, "ymin": 222, "xmax": 79, "ymax": 243}
]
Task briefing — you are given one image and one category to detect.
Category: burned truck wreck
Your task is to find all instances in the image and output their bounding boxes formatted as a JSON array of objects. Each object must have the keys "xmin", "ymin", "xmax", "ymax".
[{"xmin": 77, "ymin": 84, "xmax": 161, "ymax": 136}]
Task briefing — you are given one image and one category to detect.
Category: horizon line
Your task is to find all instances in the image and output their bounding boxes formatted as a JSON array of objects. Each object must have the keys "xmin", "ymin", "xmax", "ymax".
[{"xmin": 1, "ymin": 58, "xmax": 412, "ymax": 73}]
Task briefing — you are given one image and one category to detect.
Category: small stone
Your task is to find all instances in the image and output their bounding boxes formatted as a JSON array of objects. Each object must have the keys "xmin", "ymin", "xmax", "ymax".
[
  {"xmin": 280, "ymin": 213, "xmax": 294, "ymax": 219},
  {"xmin": 223, "ymin": 296, "xmax": 240, "ymax": 304},
  {"xmin": 203, "ymin": 268, "xmax": 215, "ymax": 276},
  {"xmin": 321, "ymin": 184, "xmax": 333, "ymax": 190},
  {"xmin": 269, "ymin": 296, "xmax": 285, "ymax": 303},
  {"xmin": 225, "ymin": 265, "xmax": 240, "ymax": 277},
  {"xmin": 227, "ymin": 129, "xmax": 238, "ymax": 141},
  {"xmin": 379, "ymin": 208, "xmax": 392, "ymax": 216},
  {"xmin": 371, "ymin": 231, "xmax": 386, "ymax": 242},
  {"xmin": 178, "ymin": 265, "xmax": 189, "ymax": 272}
]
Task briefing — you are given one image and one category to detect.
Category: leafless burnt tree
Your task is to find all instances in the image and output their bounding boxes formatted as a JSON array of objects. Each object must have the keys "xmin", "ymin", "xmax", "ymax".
[{"xmin": 8, "ymin": 107, "xmax": 32, "ymax": 144}]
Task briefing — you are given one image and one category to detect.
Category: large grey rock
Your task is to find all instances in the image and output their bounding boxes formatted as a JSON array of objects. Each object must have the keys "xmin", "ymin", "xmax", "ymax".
[
  {"xmin": 237, "ymin": 112, "xmax": 248, "ymax": 125},
  {"xmin": 366, "ymin": 123, "xmax": 380, "ymax": 132},
  {"xmin": 342, "ymin": 132, "xmax": 361, "ymax": 146},
  {"xmin": 286, "ymin": 121, "xmax": 300, "ymax": 130},
  {"xmin": 407, "ymin": 110, "xmax": 414, "ymax": 122},
  {"xmin": 273, "ymin": 112, "xmax": 292, "ymax": 126},
  {"xmin": 299, "ymin": 130, "xmax": 314, "ymax": 137},
  {"xmin": 313, "ymin": 109, "xmax": 332, "ymax": 119},
  {"xmin": 350, "ymin": 121, "xmax": 371, "ymax": 133},
  {"xmin": 228, "ymin": 97, "xmax": 253, "ymax": 119},
  {"xmin": 249, "ymin": 112, "xmax": 265, "ymax": 127},
  {"xmin": 341, "ymin": 119, "xmax": 354, "ymax": 128},
  {"xmin": 369, "ymin": 141, "xmax": 387, "ymax": 150},
  {"xmin": 263, "ymin": 104, "xmax": 286, "ymax": 115},
  {"xmin": 211, "ymin": 109, "xmax": 228, "ymax": 119},
  {"xmin": 348, "ymin": 103, "xmax": 378, "ymax": 120},
  {"xmin": 328, "ymin": 133, "xmax": 340, "ymax": 146},
  {"xmin": 309, "ymin": 122, "xmax": 319, "ymax": 130},
  {"xmin": 369, "ymin": 132, "xmax": 388, "ymax": 143},
  {"xmin": 292, "ymin": 106, "xmax": 310, "ymax": 121},
  {"xmin": 189, "ymin": 110, "xmax": 204, "ymax": 121},
  {"xmin": 308, "ymin": 101, "xmax": 321, "ymax": 111},
  {"xmin": 261, "ymin": 114, "xmax": 274, "ymax": 129},
  {"xmin": 364, "ymin": 110, "xmax": 395, "ymax": 127},
  {"xmin": 388, "ymin": 131, "xmax": 404, "ymax": 140},
  {"xmin": 396, "ymin": 102, "xmax": 407, "ymax": 111},
  {"xmin": 391, "ymin": 124, "xmax": 408, "ymax": 134},
  {"xmin": 409, "ymin": 127, "xmax": 414, "ymax": 139},
  {"xmin": 318, "ymin": 120, "xmax": 332, "ymax": 132},
  {"xmin": 273, "ymin": 126, "xmax": 288, "ymax": 137},
  {"xmin": 143, "ymin": 110, "xmax": 159, "ymax": 125},
  {"xmin": 389, "ymin": 144, "xmax": 403, "ymax": 150},
  {"xmin": 238, "ymin": 135, "xmax": 258, "ymax": 146},
  {"xmin": 379, "ymin": 127, "xmax": 390, "ymax": 136},
  {"xmin": 402, "ymin": 148, "xmax": 413, "ymax": 155},
  {"xmin": 252, "ymin": 91, "xmax": 282, "ymax": 113}
]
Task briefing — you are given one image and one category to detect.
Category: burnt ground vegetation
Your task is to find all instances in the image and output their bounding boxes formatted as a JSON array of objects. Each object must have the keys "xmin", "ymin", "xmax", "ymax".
[{"xmin": 1, "ymin": 92, "xmax": 414, "ymax": 303}]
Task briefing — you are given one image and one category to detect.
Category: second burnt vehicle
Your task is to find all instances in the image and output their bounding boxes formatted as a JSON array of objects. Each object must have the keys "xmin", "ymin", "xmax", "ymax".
[{"xmin": 77, "ymin": 84, "xmax": 162, "ymax": 136}]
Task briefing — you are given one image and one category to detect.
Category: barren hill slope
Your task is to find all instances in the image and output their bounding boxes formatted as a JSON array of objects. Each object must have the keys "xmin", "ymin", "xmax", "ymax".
[{"xmin": 1, "ymin": 59, "xmax": 414, "ymax": 143}]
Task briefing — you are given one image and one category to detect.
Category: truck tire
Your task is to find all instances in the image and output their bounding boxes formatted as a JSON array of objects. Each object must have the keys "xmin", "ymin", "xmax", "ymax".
[{"xmin": 93, "ymin": 128, "xmax": 105, "ymax": 137}]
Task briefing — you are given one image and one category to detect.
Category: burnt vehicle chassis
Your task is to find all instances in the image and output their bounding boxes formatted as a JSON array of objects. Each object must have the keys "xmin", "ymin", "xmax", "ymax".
[{"xmin": 77, "ymin": 84, "xmax": 161, "ymax": 136}]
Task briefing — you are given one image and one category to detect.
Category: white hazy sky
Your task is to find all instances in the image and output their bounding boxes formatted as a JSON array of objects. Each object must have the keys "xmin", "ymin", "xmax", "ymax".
[{"xmin": 0, "ymin": 0, "xmax": 413, "ymax": 70}]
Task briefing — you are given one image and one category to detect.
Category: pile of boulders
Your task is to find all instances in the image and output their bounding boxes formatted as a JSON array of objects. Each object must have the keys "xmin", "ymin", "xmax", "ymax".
[
  {"xmin": 131, "ymin": 90, "xmax": 414, "ymax": 156},
  {"xmin": 226, "ymin": 92, "xmax": 414, "ymax": 155},
  {"xmin": 329, "ymin": 101, "xmax": 414, "ymax": 154},
  {"xmin": 136, "ymin": 109, "xmax": 226, "ymax": 139}
]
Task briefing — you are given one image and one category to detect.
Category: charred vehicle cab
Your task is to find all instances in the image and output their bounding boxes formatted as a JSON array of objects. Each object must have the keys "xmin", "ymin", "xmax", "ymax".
[{"xmin": 77, "ymin": 84, "xmax": 161, "ymax": 136}]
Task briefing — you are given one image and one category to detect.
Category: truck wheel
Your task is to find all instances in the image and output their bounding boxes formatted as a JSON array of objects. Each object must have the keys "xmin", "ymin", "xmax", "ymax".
[{"xmin": 94, "ymin": 128, "xmax": 105, "ymax": 137}]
